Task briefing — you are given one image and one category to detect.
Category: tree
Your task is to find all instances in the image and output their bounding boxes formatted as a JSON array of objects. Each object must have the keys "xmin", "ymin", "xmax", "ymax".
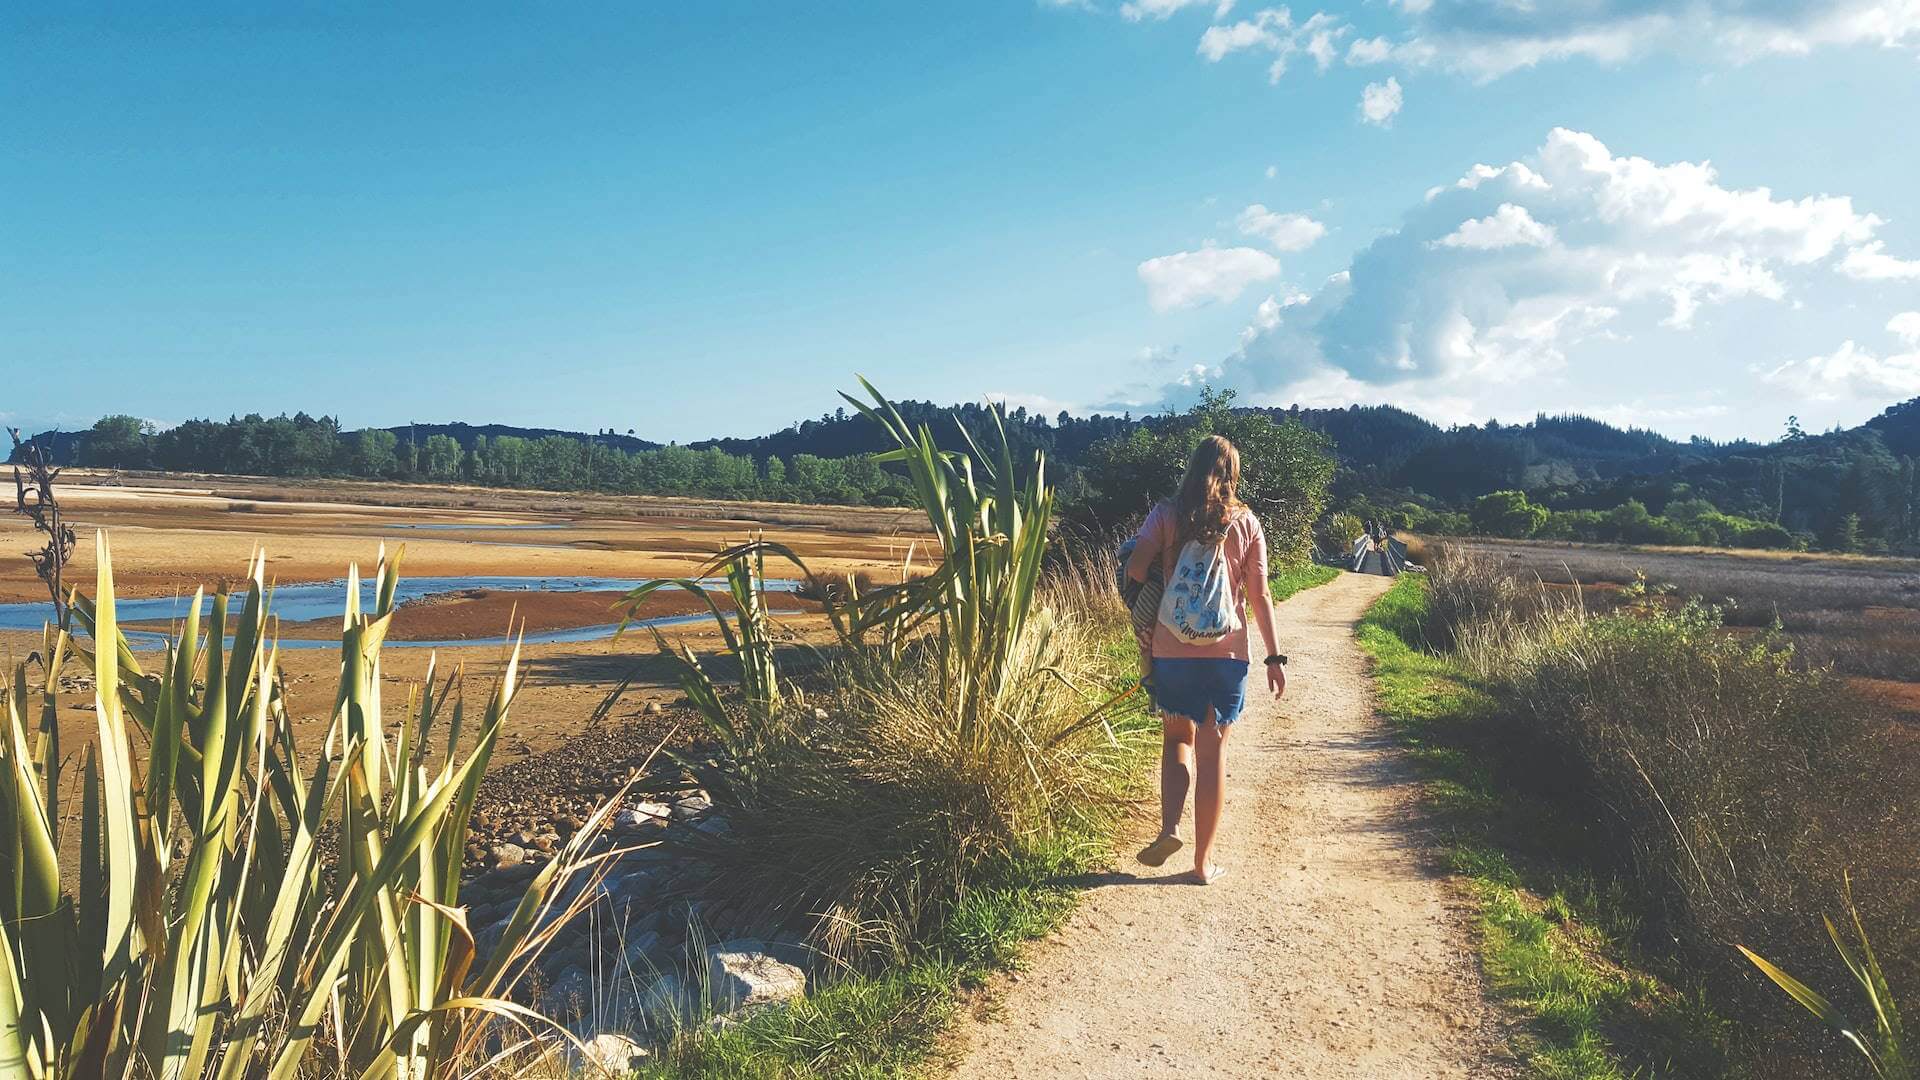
[
  {"xmin": 1470, "ymin": 490, "xmax": 1548, "ymax": 538},
  {"xmin": 1070, "ymin": 387, "xmax": 1335, "ymax": 566},
  {"xmin": 82, "ymin": 415, "xmax": 152, "ymax": 468},
  {"xmin": 347, "ymin": 429, "xmax": 399, "ymax": 478},
  {"xmin": 423, "ymin": 434, "xmax": 462, "ymax": 479}
]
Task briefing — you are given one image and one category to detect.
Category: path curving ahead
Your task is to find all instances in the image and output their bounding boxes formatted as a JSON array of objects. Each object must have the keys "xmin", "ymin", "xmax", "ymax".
[{"xmin": 944, "ymin": 572, "xmax": 1510, "ymax": 1079}]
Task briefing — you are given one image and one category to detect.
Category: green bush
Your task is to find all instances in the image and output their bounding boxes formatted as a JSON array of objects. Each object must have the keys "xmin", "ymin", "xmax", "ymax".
[{"xmin": 1470, "ymin": 490, "xmax": 1549, "ymax": 538}]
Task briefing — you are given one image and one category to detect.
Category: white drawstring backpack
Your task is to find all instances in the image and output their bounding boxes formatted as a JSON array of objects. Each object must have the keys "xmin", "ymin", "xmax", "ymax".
[{"xmin": 1156, "ymin": 532, "xmax": 1241, "ymax": 644}]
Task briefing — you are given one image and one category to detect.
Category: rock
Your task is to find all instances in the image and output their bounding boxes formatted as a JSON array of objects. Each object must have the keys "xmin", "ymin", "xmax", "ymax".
[
  {"xmin": 644, "ymin": 701, "xmax": 664, "ymax": 715},
  {"xmin": 638, "ymin": 973, "xmax": 702, "ymax": 1031},
  {"xmin": 542, "ymin": 966, "xmax": 593, "ymax": 1019},
  {"xmin": 692, "ymin": 815, "xmax": 731, "ymax": 837},
  {"xmin": 531, "ymin": 833, "xmax": 558, "ymax": 853},
  {"xmin": 572, "ymin": 1031, "xmax": 649, "ymax": 1075},
  {"xmin": 613, "ymin": 806, "xmax": 669, "ymax": 834},
  {"xmin": 486, "ymin": 860, "xmax": 537, "ymax": 885},
  {"xmin": 620, "ymin": 931, "xmax": 663, "ymax": 974},
  {"xmin": 552, "ymin": 811, "xmax": 584, "ymax": 832},
  {"xmin": 706, "ymin": 939, "xmax": 806, "ymax": 1013},
  {"xmin": 670, "ymin": 793, "xmax": 712, "ymax": 821},
  {"xmin": 489, "ymin": 843, "xmax": 527, "ymax": 870},
  {"xmin": 812, "ymin": 707, "xmax": 829, "ymax": 722}
]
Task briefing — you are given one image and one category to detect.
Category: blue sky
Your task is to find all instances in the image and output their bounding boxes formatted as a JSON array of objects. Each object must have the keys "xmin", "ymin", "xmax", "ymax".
[{"xmin": 5, "ymin": 2, "xmax": 1919, "ymax": 443}]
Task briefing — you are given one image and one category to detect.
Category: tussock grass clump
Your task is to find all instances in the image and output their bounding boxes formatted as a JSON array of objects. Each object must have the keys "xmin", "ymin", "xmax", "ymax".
[
  {"xmin": 628, "ymin": 383, "xmax": 1154, "ymax": 970},
  {"xmin": 1418, "ymin": 547, "xmax": 1920, "ymax": 1071}
]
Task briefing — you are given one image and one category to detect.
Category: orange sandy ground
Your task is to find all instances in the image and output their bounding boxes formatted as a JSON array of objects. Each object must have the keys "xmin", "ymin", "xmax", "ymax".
[{"xmin": 2, "ymin": 479, "xmax": 921, "ymax": 767}]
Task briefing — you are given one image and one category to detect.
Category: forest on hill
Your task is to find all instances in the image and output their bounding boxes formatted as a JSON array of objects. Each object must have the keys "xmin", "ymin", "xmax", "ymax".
[{"xmin": 14, "ymin": 395, "xmax": 1920, "ymax": 554}]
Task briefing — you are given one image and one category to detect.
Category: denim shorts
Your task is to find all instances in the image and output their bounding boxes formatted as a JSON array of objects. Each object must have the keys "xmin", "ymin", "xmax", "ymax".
[{"xmin": 1148, "ymin": 658, "xmax": 1250, "ymax": 726}]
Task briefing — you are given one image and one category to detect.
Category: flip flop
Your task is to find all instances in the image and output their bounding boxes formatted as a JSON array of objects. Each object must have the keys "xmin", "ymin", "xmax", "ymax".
[
  {"xmin": 1193, "ymin": 864, "xmax": 1228, "ymax": 886},
  {"xmin": 1137, "ymin": 834, "xmax": 1183, "ymax": 868}
]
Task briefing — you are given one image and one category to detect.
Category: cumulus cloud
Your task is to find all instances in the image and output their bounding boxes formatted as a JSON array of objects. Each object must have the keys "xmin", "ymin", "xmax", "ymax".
[
  {"xmin": 1435, "ymin": 203, "xmax": 1555, "ymax": 249},
  {"xmin": 1137, "ymin": 245, "xmax": 1281, "ymax": 311},
  {"xmin": 1762, "ymin": 339, "xmax": 1920, "ymax": 401},
  {"xmin": 1236, "ymin": 204, "xmax": 1327, "ymax": 252},
  {"xmin": 1359, "ymin": 77, "xmax": 1403, "ymax": 125},
  {"xmin": 1194, "ymin": 128, "xmax": 1910, "ymax": 406},
  {"xmin": 1892, "ymin": 311, "xmax": 1920, "ymax": 346},
  {"xmin": 1840, "ymin": 240, "xmax": 1920, "ymax": 281}
]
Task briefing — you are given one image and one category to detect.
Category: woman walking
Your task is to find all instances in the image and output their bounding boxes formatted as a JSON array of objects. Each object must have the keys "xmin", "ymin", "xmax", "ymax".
[{"xmin": 1125, "ymin": 435, "xmax": 1287, "ymax": 884}]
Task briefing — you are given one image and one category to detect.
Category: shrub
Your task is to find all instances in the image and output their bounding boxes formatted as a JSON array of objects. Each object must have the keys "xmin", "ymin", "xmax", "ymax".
[
  {"xmin": 1470, "ymin": 490, "xmax": 1548, "ymax": 538},
  {"xmin": 1420, "ymin": 549, "xmax": 1920, "ymax": 1066}
]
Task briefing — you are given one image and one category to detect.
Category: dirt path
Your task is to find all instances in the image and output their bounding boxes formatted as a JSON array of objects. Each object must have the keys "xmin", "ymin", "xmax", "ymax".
[{"xmin": 945, "ymin": 572, "xmax": 1510, "ymax": 1079}]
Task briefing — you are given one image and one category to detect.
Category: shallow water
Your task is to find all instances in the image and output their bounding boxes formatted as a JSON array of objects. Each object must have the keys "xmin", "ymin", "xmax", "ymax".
[{"xmin": 0, "ymin": 574, "xmax": 802, "ymax": 650}]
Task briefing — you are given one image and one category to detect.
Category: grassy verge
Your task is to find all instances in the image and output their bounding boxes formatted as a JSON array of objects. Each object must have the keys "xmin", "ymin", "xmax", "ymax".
[
  {"xmin": 635, "ymin": 841, "xmax": 1093, "ymax": 1079},
  {"xmin": 1356, "ymin": 576, "xmax": 1734, "ymax": 1079},
  {"xmin": 1270, "ymin": 561, "xmax": 1339, "ymax": 602}
]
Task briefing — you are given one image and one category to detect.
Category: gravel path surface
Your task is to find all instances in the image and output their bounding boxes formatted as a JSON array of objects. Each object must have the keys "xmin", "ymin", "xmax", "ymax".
[{"xmin": 945, "ymin": 571, "xmax": 1512, "ymax": 1079}]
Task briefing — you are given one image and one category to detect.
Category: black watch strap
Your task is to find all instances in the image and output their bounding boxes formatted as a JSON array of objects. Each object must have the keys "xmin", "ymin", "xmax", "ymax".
[{"xmin": 1265, "ymin": 654, "xmax": 1288, "ymax": 666}]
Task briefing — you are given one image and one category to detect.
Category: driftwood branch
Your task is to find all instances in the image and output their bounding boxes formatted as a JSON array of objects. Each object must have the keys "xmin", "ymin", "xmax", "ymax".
[{"xmin": 8, "ymin": 428, "xmax": 76, "ymax": 630}]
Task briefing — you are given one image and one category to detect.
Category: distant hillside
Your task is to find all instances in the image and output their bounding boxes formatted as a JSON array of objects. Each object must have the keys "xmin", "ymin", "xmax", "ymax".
[{"xmin": 377, "ymin": 421, "xmax": 660, "ymax": 454}]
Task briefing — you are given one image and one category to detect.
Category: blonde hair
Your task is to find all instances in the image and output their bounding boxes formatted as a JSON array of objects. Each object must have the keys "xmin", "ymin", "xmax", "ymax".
[{"xmin": 1172, "ymin": 435, "xmax": 1242, "ymax": 547}]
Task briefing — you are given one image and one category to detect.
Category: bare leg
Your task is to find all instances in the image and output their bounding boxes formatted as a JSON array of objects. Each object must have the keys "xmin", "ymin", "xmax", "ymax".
[
  {"xmin": 1159, "ymin": 712, "xmax": 1195, "ymax": 838},
  {"xmin": 1137, "ymin": 713, "xmax": 1193, "ymax": 867},
  {"xmin": 1192, "ymin": 713, "xmax": 1230, "ymax": 883}
]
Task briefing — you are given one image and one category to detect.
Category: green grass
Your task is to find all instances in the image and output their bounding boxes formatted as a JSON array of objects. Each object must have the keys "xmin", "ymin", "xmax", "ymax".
[
  {"xmin": 1357, "ymin": 576, "xmax": 1734, "ymax": 1079},
  {"xmin": 1270, "ymin": 561, "xmax": 1339, "ymax": 602}
]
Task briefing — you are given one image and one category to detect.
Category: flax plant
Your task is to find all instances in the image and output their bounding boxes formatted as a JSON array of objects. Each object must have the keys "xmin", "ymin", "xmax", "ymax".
[{"xmin": 0, "ymin": 534, "xmax": 614, "ymax": 1079}]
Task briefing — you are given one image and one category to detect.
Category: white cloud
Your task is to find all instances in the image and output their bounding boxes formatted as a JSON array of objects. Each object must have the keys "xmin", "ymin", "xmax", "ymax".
[
  {"xmin": 1137, "ymin": 245, "xmax": 1281, "ymax": 311},
  {"xmin": 1761, "ymin": 338, "xmax": 1920, "ymax": 401},
  {"xmin": 1840, "ymin": 240, "xmax": 1920, "ymax": 281},
  {"xmin": 1347, "ymin": 35, "xmax": 1393, "ymax": 64},
  {"xmin": 1104, "ymin": 0, "xmax": 1920, "ymax": 98},
  {"xmin": 1892, "ymin": 311, "xmax": 1920, "ymax": 346},
  {"xmin": 1191, "ymin": 128, "xmax": 1912, "ymax": 409},
  {"xmin": 1388, "ymin": 1, "xmax": 1920, "ymax": 81},
  {"xmin": 1236, "ymin": 204, "xmax": 1327, "ymax": 252},
  {"xmin": 1264, "ymin": 164, "xmax": 1277, "ymax": 179},
  {"xmin": 1573, "ymin": 400, "xmax": 1733, "ymax": 429},
  {"xmin": 984, "ymin": 390, "xmax": 1084, "ymax": 416},
  {"xmin": 1121, "ymin": 0, "xmax": 1232, "ymax": 21},
  {"xmin": 1196, "ymin": 8, "xmax": 1348, "ymax": 79},
  {"xmin": 1435, "ymin": 203, "xmax": 1555, "ymax": 250},
  {"xmin": 1359, "ymin": 77, "xmax": 1403, "ymax": 125}
]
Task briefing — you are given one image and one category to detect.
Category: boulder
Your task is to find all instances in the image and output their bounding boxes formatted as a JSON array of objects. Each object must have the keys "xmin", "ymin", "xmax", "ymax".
[
  {"xmin": 638, "ymin": 974, "xmax": 702, "ymax": 1031},
  {"xmin": 670, "ymin": 792, "xmax": 713, "ymax": 821},
  {"xmin": 541, "ymin": 966, "xmax": 593, "ymax": 1020},
  {"xmin": 572, "ymin": 1032, "xmax": 649, "ymax": 1076},
  {"xmin": 486, "ymin": 860, "xmax": 537, "ymax": 885},
  {"xmin": 706, "ymin": 939, "xmax": 806, "ymax": 1013},
  {"xmin": 620, "ymin": 931, "xmax": 663, "ymax": 975}
]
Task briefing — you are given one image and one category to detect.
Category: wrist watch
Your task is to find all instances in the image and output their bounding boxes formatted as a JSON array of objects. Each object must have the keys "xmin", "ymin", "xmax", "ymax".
[{"xmin": 1264, "ymin": 654, "xmax": 1287, "ymax": 666}]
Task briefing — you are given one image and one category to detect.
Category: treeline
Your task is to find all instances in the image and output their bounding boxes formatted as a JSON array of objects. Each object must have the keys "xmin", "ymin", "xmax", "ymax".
[
  {"xmin": 27, "ymin": 392, "xmax": 1920, "ymax": 554},
  {"xmin": 54, "ymin": 413, "xmax": 916, "ymax": 506}
]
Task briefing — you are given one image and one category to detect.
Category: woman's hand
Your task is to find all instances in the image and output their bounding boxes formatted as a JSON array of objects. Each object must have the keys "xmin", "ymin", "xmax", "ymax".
[{"xmin": 1265, "ymin": 661, "xmax": 1286, "ymax": 699}]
